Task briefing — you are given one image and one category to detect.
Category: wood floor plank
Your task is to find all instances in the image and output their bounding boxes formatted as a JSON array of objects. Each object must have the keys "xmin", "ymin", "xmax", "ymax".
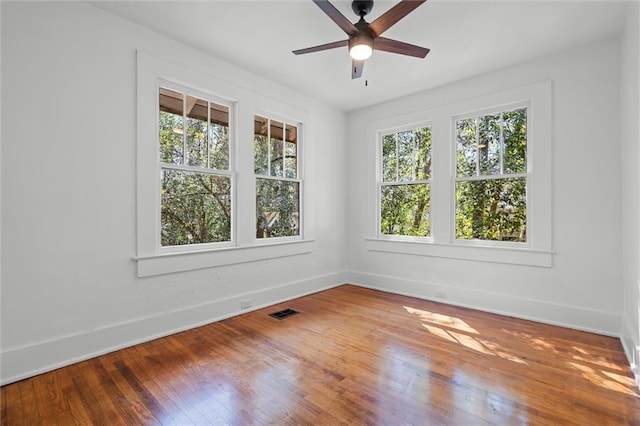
[
  {"xmin": 111, "ymin": 348, "xmax": 206, "ymax": 425},
  {"xmin": 126, "ymin": 341, "xmax": 218, "ymax": 424},
  {"xmin": 52, "ymin": 365, "xmax": 93, "ymax": 425},
  {"xmin": 0, "ymin": 385, "xmax": 7, "ymax": 426},
  {"xmin": 29, "ymin": 374, "xmax": 66, "ymax": 425},
  {"xmin": 70, "ymin": 361, "xmax": 124, "ymax": 426},
  {"xmin": 2, "ymin": 284, "xmax": 639, "ymax": 424}
]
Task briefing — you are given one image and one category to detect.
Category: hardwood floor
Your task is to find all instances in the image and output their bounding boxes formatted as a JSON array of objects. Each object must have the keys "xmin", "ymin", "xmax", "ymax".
[{"xmin": 2, "ymin": 284, "xmax": 639, "ymax": 425}]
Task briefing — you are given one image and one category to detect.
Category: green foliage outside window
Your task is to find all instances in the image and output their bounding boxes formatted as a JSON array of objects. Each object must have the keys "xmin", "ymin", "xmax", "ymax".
[
  {"xmin": 255, "ymin": 178, "xmax": 300, "ymax": 238},
  {"xmin": 381, "ymin": 183, "xmax": 430, "ymax": 236},
  {"xmin": 161, "ymin": 171, "xmax": 231, "ymax": 246}
]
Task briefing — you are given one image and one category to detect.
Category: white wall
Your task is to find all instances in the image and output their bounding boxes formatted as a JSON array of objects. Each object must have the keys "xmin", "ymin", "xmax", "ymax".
[
  {"xmin": 620, "ymin": 1, "xmax": 640, "ymax": 385},
  {"xmin": 346, "ymin": 36, "xmax": 624, "ymax": 335},
  {"xmin": 0, "ymin": 2, "xmax": 347, "ymax": 384}
]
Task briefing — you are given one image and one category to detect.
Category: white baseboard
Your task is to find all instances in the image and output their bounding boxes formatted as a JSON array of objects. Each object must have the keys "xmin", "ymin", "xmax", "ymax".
[
  {"xmin": 621, "ymin": 316, "xmax": 640, "ymax": 390},
  {"xmin": 0, "ymin": 271, "xmax": 347, "ymax": 386},
  {"xmin": 348, "ymin": 270, "xmax": 622, "ymax": 337}
]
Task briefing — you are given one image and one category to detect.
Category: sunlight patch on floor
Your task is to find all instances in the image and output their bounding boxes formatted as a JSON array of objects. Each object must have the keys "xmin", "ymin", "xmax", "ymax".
[
  {"xmin": 404, "ymin": 306, "xmax": 478, "ymax": 334},
  {"xmin": 405, "ymin": 306, "xmax": 528, "ymax": 365},
  {"xmin": 501, "ymin": 329, "xmax": 559, "ymax": 354},
  {"xmin": 403, "ymin": 305, "xmax": 640, "ymax": 396},
  {"xmin": 568, "ymin": 362, "xmax": 638, "ymax": 396},
  {"xmin": 572, "ymin": 354, "xmax": 624, "ymax": 372}
]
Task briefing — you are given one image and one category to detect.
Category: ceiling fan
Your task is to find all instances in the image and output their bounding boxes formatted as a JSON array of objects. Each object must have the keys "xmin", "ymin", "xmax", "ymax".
[{"xmin": 293, "ymin": 0, "xmax": 430, "ymax": 79}]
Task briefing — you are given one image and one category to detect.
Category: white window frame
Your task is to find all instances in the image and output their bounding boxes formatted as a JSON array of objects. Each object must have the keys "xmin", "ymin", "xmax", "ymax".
[
  {"xmin": 135, "ymin": 51, "xmax": 313, "ymax": 277},
  {"xmin": 366, "ymin": 81, "xmax": 553, "ymax": 267},
  {"xmin": 377, "ymin": 121, "xmax": 433, "ymax": 242},
  {"xmin": 452, "ymin": 102, "xmax": 530, "ymax": 249},
  {"xmin": 157, "ymin": 79, "xmax": 237, "ymax": 254},
  {"xmin": 253, "ymin": 112, "xmax": 304, "ymax": 243}
]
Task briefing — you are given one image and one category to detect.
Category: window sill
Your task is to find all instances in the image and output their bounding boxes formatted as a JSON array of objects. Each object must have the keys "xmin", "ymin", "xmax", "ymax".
[
  {"xmin": 365, "ymin": 238, "xmax": 553, "ymax": 267},
  {"xmin": 135, "ymin": 239, "xmax": 315, "ymax": 277}
]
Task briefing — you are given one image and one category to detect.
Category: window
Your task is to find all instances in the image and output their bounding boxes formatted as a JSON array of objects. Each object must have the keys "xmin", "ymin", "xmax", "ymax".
[
  {"xmin": 379, "ymin": 126, "xmax": 432, "ymax": 238},
  {"xmin": 455, "ymin": 107, "xmax": 527, "ymax": 243},
  {"xmin": 158, "ymin": 85, "xmax": 233, "ymax": 248},
  {"xmin": 254, "ymin": 115, "xmax": 301, "ymax": 239},
  {"xmin": 366, "ymin": 81, "xmax": 552, "ymax": 267},
  {"xmin": 136, "ymin": 52, "xmax": 313, "ymax": 276}
]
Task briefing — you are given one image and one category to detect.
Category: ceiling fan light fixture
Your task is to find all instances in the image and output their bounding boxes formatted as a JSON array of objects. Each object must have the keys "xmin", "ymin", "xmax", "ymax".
[{"xmin": 349, "ymin": 34, "xmax": 373, "ymax": 60}]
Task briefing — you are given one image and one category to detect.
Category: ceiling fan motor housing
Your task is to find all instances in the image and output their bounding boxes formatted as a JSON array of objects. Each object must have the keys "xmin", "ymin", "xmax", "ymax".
[{"xmin": 352, "ymin": 0, "xmax": 374, "ymax": 18}]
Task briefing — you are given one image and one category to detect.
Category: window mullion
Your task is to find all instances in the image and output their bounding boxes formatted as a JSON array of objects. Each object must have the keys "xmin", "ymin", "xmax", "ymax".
[
  {"xmin": 499, "ymin": 111, "xmax": 504, "ymax": 175},
  {"xmin": 457, "ymin": 172, "xmax": 527, "ymax": 182},
  {"xmin": 384, "ymin": 179, "xmax": 430, "ymax": 187},
  {"xmin": 267, "ymin": 119, "xmax": 271, "ymax": 175},
  {"xmin": 182, "ymin": 95, "xmax": 187, "ymax": 166},
  {"xmin": 282, "ymin": 123, "xmax": 287, "ymax": 177},
  {"xmin": 207, "ymin": 101, "xmax": 211, "ymax": 169},
  {"xmin": 475, "ymin": 117, "xmax": 480, "ymax": 176},
  {"xmin": 395, "ymin": 135, "xmax": 399, "ymax": 182},
  {"xmin": 412, "ymin": 133, "xmax": 416, "ymax": 181},
  {"xmin": 256, "ymin": 174, "xmax": 300, "ymax": 183},
  {"xmin": 160, "ymin": 162, "xmax": 232, "ymax": 176}
]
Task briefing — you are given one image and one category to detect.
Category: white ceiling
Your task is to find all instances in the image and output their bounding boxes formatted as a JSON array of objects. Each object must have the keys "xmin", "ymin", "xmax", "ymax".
[{"xmin": 91, "ymin": 0, "xmax": 630, "ymax": 111}]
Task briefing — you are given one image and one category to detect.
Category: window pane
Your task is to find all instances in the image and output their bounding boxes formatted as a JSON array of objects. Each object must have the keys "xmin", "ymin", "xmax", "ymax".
[
  {"xmin": 456, "ymin": 117, "xmax": 477, "ymax": 177},
  {"xmin": 503, "ymin": 108, "xmax": 527, "ymax": 174},
  {"xmin": 185, "ymin": 95, "xmax": 208, "ymax": 167},
  {"xmin": 397, "ymin": 131, "xmax": 415, "ymax": 182},
  {"xmin": 209, "ymin": 103, "xmax": 230, "ymax": 170},
  {"xmin": 380, "ymin": 183, "xmax": 430, "ymax": 237},
  {"xmin": 256, "ymin": 178, "xmax": 299, "ymax": 238},
  {"xmin": 455, "ymin": 177, "xmax": 526, "ymax": 242},
  {"xmin": 415, "ymin": 127, "xmax": 432, "ymax": 181},
  {"xmin": 382, "ymin": 127, "xmax": 431, "ymax": 183},
  {"xmin": 254, "ymin": 116, "xmax": 269, "ymax": 175},
  {"xmin": 284, "ymin": 124, "xmax": 297, "ymax": 179},
  {"xmin": 270, "ymin": 120, "xmax": 284, "ymax": 177},
  {"xmin": 382, "ymin": 134, "xmax": 397, "ymax": 182},
  {"xmin": 478, "ymin": 114, "xmax": 501, "ymax": 175},
  {"xmin": 159, "ymin": 88, "xmax": 184, "ymax": 165},
  {"xmin": 161, "ymin": 170, "xmax": 231, "ymax": 246}
]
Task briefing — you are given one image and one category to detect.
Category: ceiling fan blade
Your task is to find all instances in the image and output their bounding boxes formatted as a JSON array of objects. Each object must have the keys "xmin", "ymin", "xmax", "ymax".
[
  {"xmin": 369, "ymin": 0, "xmax": 427, "ymax": 37},
  {"xmin": 374, "ymin": 37, "xmax": 430, "ymax": 58},
  {"xmin": 312, "ymin": 0, "xmax": 359, "ymax": 37},
  {"xmin": 352, "ymin": 59, "xmax": 364, "ymax": 79},
  {"xmin": 293, "ymin": 39, "xmax": 349, "ymax": 55}
]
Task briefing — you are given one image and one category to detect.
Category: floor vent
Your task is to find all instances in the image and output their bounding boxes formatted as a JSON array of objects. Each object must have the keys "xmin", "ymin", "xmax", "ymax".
[{"xmin": 269, "ymin": 308, "xmax": 299, "ymax": 320}]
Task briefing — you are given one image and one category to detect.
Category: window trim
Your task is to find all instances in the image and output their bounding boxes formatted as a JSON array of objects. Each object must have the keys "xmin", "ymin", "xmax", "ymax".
[{"xmin": 367, "ymin": 81, "xmax": 553, "ymax": 267}]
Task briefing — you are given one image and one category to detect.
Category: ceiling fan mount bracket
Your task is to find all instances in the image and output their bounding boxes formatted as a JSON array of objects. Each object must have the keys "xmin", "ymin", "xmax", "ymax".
[{"xmin": 352, "ymin": 0, "xmax": 374, "ymax": 18}]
